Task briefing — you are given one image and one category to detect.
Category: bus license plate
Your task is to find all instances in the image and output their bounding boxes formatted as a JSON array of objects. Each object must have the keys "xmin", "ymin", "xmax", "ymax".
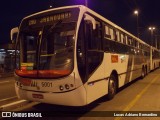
[{"xmin": 32, "ymin": 94, "xmax": 44, "ymax": 99}]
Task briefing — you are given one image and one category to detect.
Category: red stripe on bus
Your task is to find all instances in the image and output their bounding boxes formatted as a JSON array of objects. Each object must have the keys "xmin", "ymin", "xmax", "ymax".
[
  {"xmin": 38, "ymin": 70, "xmax": 71, "ymax": 78},
  {"xmin": 15, "ymin": 70, "xmax": 37, "ymax": 78},
  {"xmin": 15, "ymin": 70, "xmax": 70, "ymax": 78}
]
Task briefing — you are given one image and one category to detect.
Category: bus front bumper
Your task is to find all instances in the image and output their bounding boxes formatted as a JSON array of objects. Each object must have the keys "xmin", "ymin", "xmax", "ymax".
[{"xmin": 15, "ymin": 85, "xmax": 87, "ymax": 106}]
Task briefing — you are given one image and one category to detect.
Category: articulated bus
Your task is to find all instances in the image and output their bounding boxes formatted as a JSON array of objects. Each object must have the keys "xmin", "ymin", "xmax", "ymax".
[
  {"xmin": 11, "ymin": 5, "xmax": 160, "ymax": 106},
  {"xmin": 151, "ymin": 46, "xmax": 160, "ymax": 70}
]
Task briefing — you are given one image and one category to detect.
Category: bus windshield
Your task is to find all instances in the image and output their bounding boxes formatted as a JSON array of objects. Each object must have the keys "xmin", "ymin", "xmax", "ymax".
[
  {"xmin": 40, "ymin": 22, "xmax": 75, "ymax": 71},
  {"xmin": 18, "ymin": 21, "xmax": 76, "ymax": 78}
]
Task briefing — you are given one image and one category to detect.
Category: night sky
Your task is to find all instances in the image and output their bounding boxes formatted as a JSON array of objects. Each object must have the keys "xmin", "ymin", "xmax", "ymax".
[{"xmin": 0, "ymin": 0, "xmax": 160, "ymax": 44}]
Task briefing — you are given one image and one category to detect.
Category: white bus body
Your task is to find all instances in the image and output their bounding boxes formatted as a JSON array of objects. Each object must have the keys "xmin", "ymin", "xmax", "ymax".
[
  {"xmin": 150, "ymin": 46, "xmax": 160, "ymax": 70},
  {"xmin": 13, "ymin": 5, "xmax": 160, "ymax": 106}
]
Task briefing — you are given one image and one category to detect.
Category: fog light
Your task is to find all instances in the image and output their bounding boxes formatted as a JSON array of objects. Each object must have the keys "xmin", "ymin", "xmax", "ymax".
[
  {"xmin": 65, "ymin": 84, "xmax": 70, "ymax": 90},
  {"xmin": 59, "ymin": 85, "xmax": 64, "ymax": 91}
]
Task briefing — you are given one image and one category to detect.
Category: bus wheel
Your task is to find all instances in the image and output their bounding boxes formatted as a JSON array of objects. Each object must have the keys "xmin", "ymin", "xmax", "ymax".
[
  {"xmin": 107, "ymin": 75, "xmax": 117, "ymax": 100},
  {"xmin": 141, "ymin": 67, "xmax": 145, "ymax": 79}
]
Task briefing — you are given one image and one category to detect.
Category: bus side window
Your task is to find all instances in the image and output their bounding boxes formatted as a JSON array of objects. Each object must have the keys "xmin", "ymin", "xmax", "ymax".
[
  {"xmin": 128, "ymin": 36, "xmax": 132, "ymax": 46},
  {"xmin": 110, "ymin": 28, "xmax": 114, "ymax": 40},
  {"xmin": 131, "ymin": 38, "xmax": 135, "ymax": 47},
  {"xmin": 120, "ymin": 33, "xmax": 124, "ymax": 43},
  {"xmin": 85, "ymin": 21, "xmax": 95, "ymax": 50},
  {"xmin": 135, "ymin": 40, "xmax": 138, "ymax": 48},
  {"xmin": 113, "ymin": 29, "xmax": 117, "ymax": 41},
  {"xmin": 123, "ymin": 35, "xmax": 127, "ymax": 44},
  {"xmin": 105, "ymin": 26, "xmax": 111, "ymax": 39},
  {"xmin": 87, "ymin": 21, "xmax": 101, "ymax": 50},
  {"xmin": 95, "ymin": 21, "xmax": 101, "ymax": 38},
  {"xmin": 116, "ymin": 31, "xmax": 120, "ymax": 42},
  {"xmin": 94, "ymin": 21, "xmax": 102, "ymax": 50}
]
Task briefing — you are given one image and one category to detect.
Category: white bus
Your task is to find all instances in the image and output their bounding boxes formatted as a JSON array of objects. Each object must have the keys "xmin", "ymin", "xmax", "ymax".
[
  {"xmin": 150, "ymin": 46, "xmax": 160, "ymax": 70},
  {"xmin": 11, "ymin": 5, "xmax": 158, "ymax": 106}
]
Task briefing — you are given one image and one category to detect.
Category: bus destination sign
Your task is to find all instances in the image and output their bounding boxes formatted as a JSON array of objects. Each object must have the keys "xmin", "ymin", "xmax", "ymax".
[{"xmin": 28, "ymin": 12, "xmax": 71, "ymax": 26}]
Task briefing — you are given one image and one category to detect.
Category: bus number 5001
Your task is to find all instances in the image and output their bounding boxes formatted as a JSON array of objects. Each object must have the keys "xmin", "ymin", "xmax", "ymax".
[{"xmin": 41, "ymin": 82, "xmax": 52, "ymax": 87}]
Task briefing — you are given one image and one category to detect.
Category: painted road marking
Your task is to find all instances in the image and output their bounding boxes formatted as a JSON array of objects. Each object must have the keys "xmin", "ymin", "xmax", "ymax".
[
  {"xmin": 0, "ymin": 100, "xmax": 29, "ymax": 111},
  {"xmin": 115, "ymin": 75, "xmax": 159, "ymax": 120},
  {"xmin": 0, "ymin": 96, "xmax": 17, "ymax": 102}
]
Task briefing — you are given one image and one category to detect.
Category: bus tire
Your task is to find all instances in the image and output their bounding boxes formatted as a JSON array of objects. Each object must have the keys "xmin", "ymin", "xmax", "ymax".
[
  {"xmin": 145, "ymin": 66, "xmax": 148, "ymax": 75},
  {"xmin": 107, "ymin": 75, "xmax": 117, "ymax": 100},
  {"xmin": 141, "ymin": 67, "xmax": 145, "ymax": 79}
]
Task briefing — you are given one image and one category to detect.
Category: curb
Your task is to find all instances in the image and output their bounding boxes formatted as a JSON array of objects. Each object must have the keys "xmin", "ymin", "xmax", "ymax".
[{"xmin": 0, "ymin": 100, "xmax": 30, "ymax": 111}]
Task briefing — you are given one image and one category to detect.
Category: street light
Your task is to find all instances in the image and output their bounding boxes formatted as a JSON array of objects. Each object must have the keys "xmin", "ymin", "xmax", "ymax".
[
  {"xmin": 149, "ymin": 27, "xmax": 156, "ymax": 46},
  {"xmin": 134, "ymin": 10, "xmax": 139, "ymax": 38}
]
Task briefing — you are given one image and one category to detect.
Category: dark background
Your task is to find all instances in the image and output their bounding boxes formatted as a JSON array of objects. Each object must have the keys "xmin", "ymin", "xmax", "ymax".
[{"xmin": 0, "ymin": 0, "xmax": 160, "ymax": 44}]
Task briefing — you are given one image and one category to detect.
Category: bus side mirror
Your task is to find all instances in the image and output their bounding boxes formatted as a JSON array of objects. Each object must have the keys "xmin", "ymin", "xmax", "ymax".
[
  {"xmin": 84, "ymin": 14, "xmax": 96, "ymax": 30},
  {"xmin": 10, "ymin": 27, "xmax": 19, "ymax": 43}
]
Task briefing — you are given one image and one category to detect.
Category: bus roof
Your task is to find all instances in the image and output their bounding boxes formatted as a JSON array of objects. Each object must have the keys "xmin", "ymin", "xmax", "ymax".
[
  {"xmin": 85, "ymin": 7, "xmax": 150, "ymax": 47},
  {"xmin": 23, "ymin": 5, "xmax": 150, "ymax": 47},
  {"xmin": 24, "ymin": 5, "xmax": 84, "ymax": 19}
]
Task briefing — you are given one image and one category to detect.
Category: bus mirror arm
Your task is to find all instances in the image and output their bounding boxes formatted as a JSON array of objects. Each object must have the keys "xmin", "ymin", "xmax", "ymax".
[
  {"xmin": 84, "ymin": 14, "xmax": 96, "ymax": 30},
  {"xmin": 10, "ymin": 27, "xmax": 19, "ymax": 43}
]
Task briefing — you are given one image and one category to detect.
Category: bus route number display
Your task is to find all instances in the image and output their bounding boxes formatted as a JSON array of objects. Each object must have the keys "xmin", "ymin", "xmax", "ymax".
[{"xmin": 28, "ymin": 12, "xmax": 71, "ymax": 26}]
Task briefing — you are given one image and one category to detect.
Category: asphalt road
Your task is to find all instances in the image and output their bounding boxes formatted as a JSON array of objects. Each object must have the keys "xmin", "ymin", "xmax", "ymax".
[{"xmin": 0, "ymin": 77, "xmax": 17, "ymax": 106}]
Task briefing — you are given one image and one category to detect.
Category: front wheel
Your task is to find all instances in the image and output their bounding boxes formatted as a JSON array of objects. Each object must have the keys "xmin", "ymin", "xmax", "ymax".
[{"xmin": 107, "ymin": 75, "xmax": 117, "ymax": 100}]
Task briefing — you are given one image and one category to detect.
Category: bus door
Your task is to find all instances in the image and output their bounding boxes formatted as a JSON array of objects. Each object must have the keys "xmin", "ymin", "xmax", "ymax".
[{"xmin": 84, "ymin": 14, "xmax": 105, "ymax": 103}]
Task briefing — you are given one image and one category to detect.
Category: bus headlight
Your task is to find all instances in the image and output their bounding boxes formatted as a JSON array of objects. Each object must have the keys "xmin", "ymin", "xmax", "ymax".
[
  {"xmin": 65, "ymin": 84, "xmax": 70, "ymax": 90},
  {"xmin": 59, "ymin": 85, "xmax": 64, "ymax": 91},
  {"xmin": 59, "ymin": 84, "xmax": 74, "ymax": 91}
]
